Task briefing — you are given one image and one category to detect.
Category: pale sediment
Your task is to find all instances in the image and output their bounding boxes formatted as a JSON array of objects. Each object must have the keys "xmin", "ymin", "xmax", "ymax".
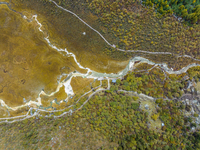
[{"xmin": 0, "ymin": 2, "xmax": 200, "ymax": 120}]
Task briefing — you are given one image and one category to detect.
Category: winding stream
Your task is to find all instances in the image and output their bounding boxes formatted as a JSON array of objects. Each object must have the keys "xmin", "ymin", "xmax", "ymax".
[{"xmin": 0, "ymin": 2, "xmax": 200, "ymax": 122}]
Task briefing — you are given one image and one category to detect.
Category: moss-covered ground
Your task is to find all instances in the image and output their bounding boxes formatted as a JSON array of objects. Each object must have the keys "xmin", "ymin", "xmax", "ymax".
[{"xmin": 1, "ymin": 0, "xmax": 200, "ymax": 149}]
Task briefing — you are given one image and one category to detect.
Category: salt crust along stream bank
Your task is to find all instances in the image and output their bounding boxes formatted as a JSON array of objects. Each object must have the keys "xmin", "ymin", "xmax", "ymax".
[{"xmin": 0, "ymin": 2, "xmax": 200, "ymax": 121}]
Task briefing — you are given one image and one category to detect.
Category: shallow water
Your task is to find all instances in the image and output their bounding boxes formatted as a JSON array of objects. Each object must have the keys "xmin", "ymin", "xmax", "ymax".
[{"xmin": 0, "ymin": 1, "xmax": 200, "ymax": 119}]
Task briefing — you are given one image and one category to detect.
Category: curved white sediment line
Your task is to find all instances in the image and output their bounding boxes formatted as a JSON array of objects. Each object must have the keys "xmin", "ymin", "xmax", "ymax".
[
  {"xmin": 128, "ymin": 56, "xmax": 200, "ymax": 75},
  {"xmin": 1, "ymin": 54, "xmax": 198, "ymax": 121},
  {"xmin": 37, "ymin": 80, "xmax": 103, "ymax": 113},
  {"xmin": 0, "ymin": 76, "xmax": 103, "ymax": 122},
  {"xmin": 0, "ymin": 81, "xmax": 103, "ymax": 122},
  {"xmin": 1, "ymin": 7, "xmax": 200, "ymax": 121},
  {"xmin": 0, "ymin": 91, "xmax": 43, "ymax": 111},
  {"xmin": 0, "ymin": 51, "xmax": 199, "ymax": 115},
  {"xmin": 0, "ymin": 108, "xmax": 31, "ymax": 120}
]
